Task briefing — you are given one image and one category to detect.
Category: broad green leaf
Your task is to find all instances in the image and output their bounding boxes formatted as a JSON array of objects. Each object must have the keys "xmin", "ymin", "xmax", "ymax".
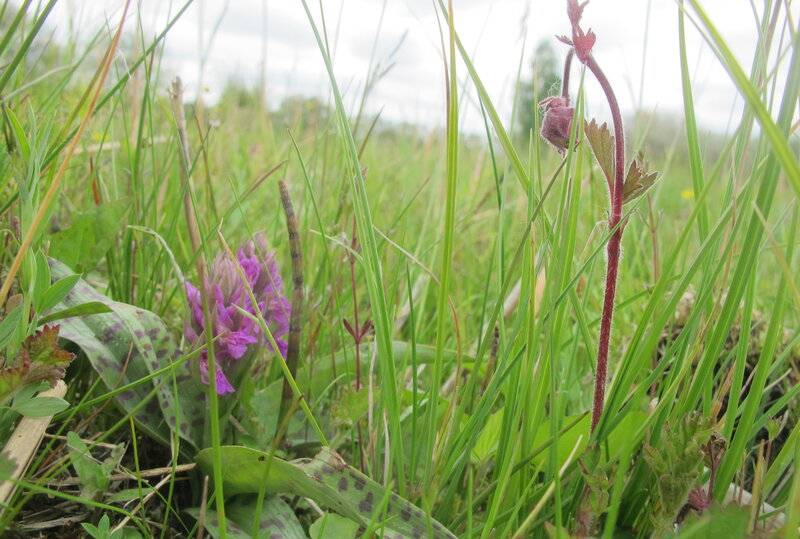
[
  {"xmin": 184, "ymin": 509, "xmax": 249, "ymax": 538},
  {"xmin": 67, "ymin": 431, "xmax": 108, "ymax": 499},
  {"xmin": 38, "ymin": 274, "xmax": 80, "ymax": 315},
  {"xmin": 531, "ymin": 412, "xmax": 648, "ymax": 469},
  {"xmin": 186, "ymin": 495, "xmax": 306, "ymax": 539},
  {"xmin": 196, "ymin": 446, "xmax": 457, "ymax": 539},
  {"xmin": 32, "ymin": 251, "xmax": 51, "ymax": 313},
  {"xmin": 676, "ymin": 503, "xmax": 750, "ymax": 538},
  {"xmin": 12, "ymin": 396, "xmax": 68, "ymax": 417},
  {"xmin": 470, "ymin": 410, "xmax": 503, "ymax": 464},
  {"xmin": 0, "ymin": 305, "xmax": 23, "ymax": 349},
  {"xmin": 48, "ymin": 258, "xmax": 203, "ymax": 449},
  {"xmin": 310, "ymin": 513, "xmax": 359, "ymax": 539}
]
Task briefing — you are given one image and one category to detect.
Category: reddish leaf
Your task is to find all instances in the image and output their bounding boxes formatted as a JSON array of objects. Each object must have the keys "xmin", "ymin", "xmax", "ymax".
[
  {"xmin": 20, "ymin": 324, "xmax": 74, "ymax": 386},
  {"xmin": 0, "ymin": 364, "xmax": 27, "ymax": 402},
  {"xmin": 22, "ymin": 325, "xmax": 74, "ymax": 366},
  {"xmin": 584, "ymin": 119, "xmax": 615, "ymax": 191},
  {"xmin": 342, "ymin": 318, "xmax": 357, "ymax": 340},
  {"xmin": 622, "ymin": 152, "xmax": 659, "ymax": 203}
]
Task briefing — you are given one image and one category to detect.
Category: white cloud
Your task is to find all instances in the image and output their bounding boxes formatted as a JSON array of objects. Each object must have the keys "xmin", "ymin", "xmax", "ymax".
[{"xmin": 47, "ymin": 0, "xmax": 798, "ymax": 134}]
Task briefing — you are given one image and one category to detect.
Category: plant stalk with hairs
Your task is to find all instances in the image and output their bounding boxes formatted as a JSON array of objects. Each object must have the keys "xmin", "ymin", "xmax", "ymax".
[{"xmin": 540, "ymin": 0, "xmax": 658, "ymax": 433}]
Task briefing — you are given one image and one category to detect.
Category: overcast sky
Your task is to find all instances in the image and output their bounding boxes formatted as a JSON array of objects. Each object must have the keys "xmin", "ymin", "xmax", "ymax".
[{"xmin": 49, "ymin": 1, "xmax": 798, "ymax": 134}]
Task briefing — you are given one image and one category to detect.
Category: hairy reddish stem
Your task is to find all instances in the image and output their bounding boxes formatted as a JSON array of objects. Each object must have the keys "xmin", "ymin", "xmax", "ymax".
[{"xmin": 584, "ymin": 55, "xmax": 625, "ymax": 433}]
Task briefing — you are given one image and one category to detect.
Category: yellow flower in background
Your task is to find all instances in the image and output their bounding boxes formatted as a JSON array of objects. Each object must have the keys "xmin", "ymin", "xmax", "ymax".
[{"xmin": 681, "ymin": 189, "xmax": 695, "ymax": 199}]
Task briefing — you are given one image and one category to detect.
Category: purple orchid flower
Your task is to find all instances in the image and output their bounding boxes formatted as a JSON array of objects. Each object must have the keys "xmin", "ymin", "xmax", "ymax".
[{"xmin": 184, "ymin": 233, "xmax": 291, "ymax": 394}]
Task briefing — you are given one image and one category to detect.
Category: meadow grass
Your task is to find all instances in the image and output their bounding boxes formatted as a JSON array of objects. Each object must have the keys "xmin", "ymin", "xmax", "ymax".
[{"xmin": 0, "ymin": 0, "xmax": 799, "ymax": 537}]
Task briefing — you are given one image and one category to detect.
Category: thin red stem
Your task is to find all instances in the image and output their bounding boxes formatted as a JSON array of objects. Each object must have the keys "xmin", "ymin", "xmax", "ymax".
[{"xmin": 584, "ymin": 55, "xmax": 625, "ymax": 433}]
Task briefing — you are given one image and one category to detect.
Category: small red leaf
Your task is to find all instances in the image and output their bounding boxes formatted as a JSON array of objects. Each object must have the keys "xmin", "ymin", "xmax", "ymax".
[
  {"xmin": 342, "ymin": 318, "xmax": 357, "ymax": 340},
  {"xmin": 19, "ymin": 325, "xmax": 75, "ymax": 386}
]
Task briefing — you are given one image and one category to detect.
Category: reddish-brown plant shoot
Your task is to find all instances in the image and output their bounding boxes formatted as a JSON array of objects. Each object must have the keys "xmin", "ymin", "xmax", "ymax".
[{"xmin": 542, "ymin": 0, "xmax": 647, "ymax": 433}]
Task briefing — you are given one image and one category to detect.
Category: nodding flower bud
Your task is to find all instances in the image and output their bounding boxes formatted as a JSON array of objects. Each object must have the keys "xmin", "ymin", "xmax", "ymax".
[{"xmin": 539, "ymin": 96, "xmax": 575, "ymax": 153}]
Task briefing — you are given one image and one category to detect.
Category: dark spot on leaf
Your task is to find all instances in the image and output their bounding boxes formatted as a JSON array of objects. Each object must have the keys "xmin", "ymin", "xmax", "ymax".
[
  {"xmin": 352, "ymin": 474, "xmax": 365, "ymax": 491},
  {"xmin": 258, "ymin": 455, "xmax": 266, "ymax": 462},
  {"xmin": 134, "ymin": 329, "xmax": 145, "ymax": 339},
  {"xmin": 321, "ymin": 463, "xmax": 334, "ymax": 474},
  {"xmin": 211, "ymin": 520, "xmax": 218, "ymax": 526},
  {"xmin": 148, "ymin": 328, "xmax": 161, "ymax": 338},
  {"xmin": 150, "ymin": 361, "xmax": 159, "ymax": 370},
  {"xmin": 313, "ymin": 471, "xmax": 323, "ymax": 482},
  {"xmin": 358, "ymin": 492, "xmax": 374, "ymax": 513},
  {"xmin": 168, "ymin": 416, "xmax": 176, "ymax": 427},
  {"xmin": 401, "ymin": 508, "xmax": 411, "ymax": 521},
  {"xmin": 180, "ymin": 422, "xmax": 189, "ymax": 434},
  {"xmin": 270, "ymin": 534, "xmax": 282, "ymax": 539},
  {"xmin": 338, "ymin": 477, "xmax": 348, "ymax": 492},
  {"xmin": 413, "ymin": 528, "xmax": 423, "ymax": 539}
]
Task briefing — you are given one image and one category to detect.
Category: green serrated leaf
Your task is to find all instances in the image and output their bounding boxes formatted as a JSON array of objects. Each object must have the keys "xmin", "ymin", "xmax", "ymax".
[
  {"xmin": 12, "ymin": 395, "xmax": 68, "ymax": 417},
  {"xmin": 622, "ymin": 152, "xmax": 659, "ymax": 204},
  {"xmin": 584, "ymin": 119, "xmax": 615, "ymax": 189},
  {"xmin": 37, "ymin": 301, "xmax": 113, "ymax": 326}
]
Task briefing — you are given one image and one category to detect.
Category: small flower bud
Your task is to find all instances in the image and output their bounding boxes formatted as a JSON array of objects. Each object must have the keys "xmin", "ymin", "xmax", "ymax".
[{"xmin": 539, "ymin": 96, "xmax": 575, "ymax": 153}]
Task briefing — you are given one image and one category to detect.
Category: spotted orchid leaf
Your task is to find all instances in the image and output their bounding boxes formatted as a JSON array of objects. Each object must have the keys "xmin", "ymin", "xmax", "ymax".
[
  {"xmin": 310, "ymin": 513, "xmax": 360, "ymax": 539},
  {"xmin": 48, "ymin": 258, "xmax": 204, "ymax": 449},
  {"xmin": 195, "ymin": 446, "xmax": 457, "ymax": 539},
  {"xmin": 186, "ymin": 495, "xmax": 306, "ymax": 539}
]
